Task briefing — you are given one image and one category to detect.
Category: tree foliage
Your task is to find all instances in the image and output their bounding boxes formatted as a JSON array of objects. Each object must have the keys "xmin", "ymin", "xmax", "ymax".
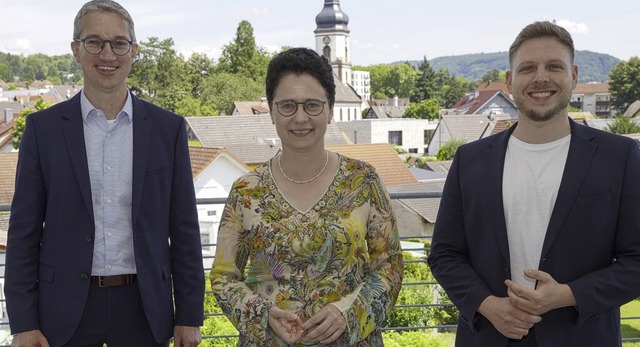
[
  {"xmin": 200, "ymin": 73, "xmax": 264, "ymax": 115},
  {"xmin": 609, "ymin": 56, "xmax": 640, "ymax": 112},
  {"xmin": 437, "ymin": 138, "xmax": 466, "ymax": 161},
  {"xmin": 606, "ymin": 115, "xmax": 640, "ymax": 135},
  {"xmin": 403, "ymin": 98, "xmax": 440, "ymax": 121},
  {"xmin": 11, "ymin": 97, "xmax": 52, "ymax": 149},
  {"xmin": 0, "ymin": 52, "xmax": 81, "ymax": 84},
  {"xmin": 413, "ymin": 56, "xmax": 437, "ymax": 103},
  {"xmin": 217, "ymin": 20, "xmax": 271, "ymax": 83}
]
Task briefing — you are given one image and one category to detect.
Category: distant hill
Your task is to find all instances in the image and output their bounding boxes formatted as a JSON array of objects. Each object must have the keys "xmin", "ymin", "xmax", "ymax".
[{"xmin": 397, "ymin": 51, "xmax": 620, "ymax": 83}]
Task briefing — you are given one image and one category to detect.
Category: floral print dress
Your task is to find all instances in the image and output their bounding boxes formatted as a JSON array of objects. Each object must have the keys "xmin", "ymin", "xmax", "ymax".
[{"xmin": 210, "ymin": 154, "xmax": 404, "ymax": 346}]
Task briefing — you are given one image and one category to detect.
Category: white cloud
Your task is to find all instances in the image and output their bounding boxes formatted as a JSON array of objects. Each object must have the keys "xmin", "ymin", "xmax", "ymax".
[
  {"xmin": 251, "ymin": 7, "xmax": 270, "ymax": 15},
  {"xmin": 16, "ymin": 39, "xmax": 32, "ymax": 51},
  {"xmin": 556, "ymin": 19, "xmax": 589, "ymax": 35}
]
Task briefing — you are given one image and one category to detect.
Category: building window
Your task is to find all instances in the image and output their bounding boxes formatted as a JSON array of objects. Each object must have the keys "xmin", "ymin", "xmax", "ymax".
[
  {"xmin": 323, "ymin": 46, "xmax": 331, "ymax": 59},
  {"xmin": 424, "ymin": 129, "xmax": 435, "ymax": 145},
  {"xmin": 207, "ymin": 210, "xmax": 217, "ymax": 216},
  {"xmin": 409, "ymin": 148, "xmax": 418, "ymax": 153},
  {"xmin": 389, "ymin": 131, "xmax": 402, "ymax": 146}
]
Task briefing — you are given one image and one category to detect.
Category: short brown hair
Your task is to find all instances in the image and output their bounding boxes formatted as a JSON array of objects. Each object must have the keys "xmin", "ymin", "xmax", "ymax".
[{"xmin": 509, "ymin": 21, "xmax": 574, "ymax": 68}]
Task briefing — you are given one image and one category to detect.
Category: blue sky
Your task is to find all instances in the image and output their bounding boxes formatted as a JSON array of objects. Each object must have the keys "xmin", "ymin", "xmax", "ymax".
[{"xmin": 1, "ymin": 0, "xmax": 637, "ymax": 65}]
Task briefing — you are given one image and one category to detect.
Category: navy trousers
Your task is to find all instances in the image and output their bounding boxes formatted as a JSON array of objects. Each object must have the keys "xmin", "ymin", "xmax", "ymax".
[{"xmin": 64, "ymin": 281, "xmax": 168, "ymax": 347}]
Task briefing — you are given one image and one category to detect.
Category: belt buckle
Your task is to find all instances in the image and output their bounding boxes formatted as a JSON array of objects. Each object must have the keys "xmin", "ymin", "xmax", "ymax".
[{"xmin": 98, "ymin": 276, "xmax": 106, "ymax": 287}]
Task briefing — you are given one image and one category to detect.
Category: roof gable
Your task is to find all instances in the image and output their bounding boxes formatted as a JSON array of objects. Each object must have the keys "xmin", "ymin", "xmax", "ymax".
[
  {"xmin": 326, "ymin": 143, "xmax": 418, "ymax": 186},
  {"xmin": 232, "ymin": 101, "xmax": 270, "ymax": 115},
  {"xmin": 572, "ymin": 83, "xmax": 609, "ymax": 94},
  {"xmin": 451, "ymin": 89, "xmax": 514, "ymax": 115},
  {"xmin": 625, "ymin": 100, "xmax": 640, "ymax": 118},
  {"xmin": 442, "ymin": 114, "xmax": 493, "ymax": 141},
  {"xmin": 189, "ymin": 146, "xmax": 249, "ymax": 178},
  {"xmin": 0, "ymin": 152, "xmax": 18, "ymax": 205}
]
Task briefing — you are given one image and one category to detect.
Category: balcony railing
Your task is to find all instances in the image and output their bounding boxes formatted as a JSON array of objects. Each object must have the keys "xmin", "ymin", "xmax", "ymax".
[{"xmin": 0, "ymin": 192, "xmax": 639, "ymax": 345}]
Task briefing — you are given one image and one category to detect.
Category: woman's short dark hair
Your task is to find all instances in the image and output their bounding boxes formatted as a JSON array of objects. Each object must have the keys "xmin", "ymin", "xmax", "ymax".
[{"xmin": 266, "ymin": 47, "xmax": 336, "ymax": 108}]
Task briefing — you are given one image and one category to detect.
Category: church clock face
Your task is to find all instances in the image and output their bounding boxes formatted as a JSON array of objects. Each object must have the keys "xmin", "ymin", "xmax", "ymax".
[{"xmin": 322, "ymin": 36, "xmax": 331, "ymax": 44}]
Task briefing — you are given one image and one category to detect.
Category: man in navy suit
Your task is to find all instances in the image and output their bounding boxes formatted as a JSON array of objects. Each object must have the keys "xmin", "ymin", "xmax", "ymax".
[
  {"xmin": 5, "ymin": 1, "xmax": 204, "ymax": 346},
  {"xmin": 428, "ymin": 21, "xmax": 640, "ymax": 347}
]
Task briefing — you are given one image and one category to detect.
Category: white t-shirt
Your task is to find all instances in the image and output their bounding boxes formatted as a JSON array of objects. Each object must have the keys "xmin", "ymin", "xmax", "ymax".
[{"xmin": 502, "ymin": 134, "xmax": 571, "ymax": 288}]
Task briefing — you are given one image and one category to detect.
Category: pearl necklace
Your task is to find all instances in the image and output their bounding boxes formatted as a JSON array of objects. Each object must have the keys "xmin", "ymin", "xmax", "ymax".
[{"xmin": 278, "ymin": 150, "xmax": 329, "ymax": 184}]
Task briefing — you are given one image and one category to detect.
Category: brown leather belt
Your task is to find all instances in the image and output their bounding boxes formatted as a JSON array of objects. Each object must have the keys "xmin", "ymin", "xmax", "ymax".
[{"xmin": 90, "ymin": 274, "xmax": 137, "ymax": 287}]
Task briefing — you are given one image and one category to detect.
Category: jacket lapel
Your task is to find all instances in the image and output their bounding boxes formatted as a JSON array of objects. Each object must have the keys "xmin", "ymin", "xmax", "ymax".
[
  {"xmin": 485, "ymin": 126, "xmax": 516, "ymax": 264},
  {"xmin": 131, "ymin": 95, "xmax": 151, "ymax": 225},
  {"xmin": 61, "ymin": 94, "xmax": 94, "ymax": 222},
  {"xmin": 541, "ymin": 119, "xmax": 597, "ymax": 257}
]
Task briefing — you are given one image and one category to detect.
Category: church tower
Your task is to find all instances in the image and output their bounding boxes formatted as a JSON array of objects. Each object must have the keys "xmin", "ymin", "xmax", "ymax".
[{"xmin": 314, "ymin": 0, "xmax": 352, "ymax": 84}]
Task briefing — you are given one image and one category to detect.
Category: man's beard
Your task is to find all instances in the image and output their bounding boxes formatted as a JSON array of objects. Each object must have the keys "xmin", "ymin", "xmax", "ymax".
[{"xmin": 517, "ymin": 92, "xmax": 572, "ymax": 122}]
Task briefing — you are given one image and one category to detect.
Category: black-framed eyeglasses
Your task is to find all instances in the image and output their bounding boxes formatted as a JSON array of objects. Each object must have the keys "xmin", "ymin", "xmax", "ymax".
[
  {"xmin": 74, "ymin": 38, "xmax": 134, "ymax": 56},
  {"xmin": 273, "ymin": 99, "xmax": 327, "ymax": 117}
]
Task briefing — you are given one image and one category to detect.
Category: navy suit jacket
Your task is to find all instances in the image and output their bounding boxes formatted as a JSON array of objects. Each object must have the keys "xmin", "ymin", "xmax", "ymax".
[
  {"xmin": 5, "ymin": 93, "xmax": 205, "ymax": 346},
  {"xmin": 428, "ymin": 119, "xmax": 640, "ymax": 347}
]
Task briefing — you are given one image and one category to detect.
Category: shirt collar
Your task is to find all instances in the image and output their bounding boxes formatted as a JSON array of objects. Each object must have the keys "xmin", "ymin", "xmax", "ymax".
[{"xmin": 80, "ymin": 89, "xmax": 133, "ymax": 123}]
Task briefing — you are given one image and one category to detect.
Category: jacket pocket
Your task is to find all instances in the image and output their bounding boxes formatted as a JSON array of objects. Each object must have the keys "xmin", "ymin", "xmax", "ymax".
[{"xmin": 38, "ymin": 264, "xmax": 55, "ymax": 283}]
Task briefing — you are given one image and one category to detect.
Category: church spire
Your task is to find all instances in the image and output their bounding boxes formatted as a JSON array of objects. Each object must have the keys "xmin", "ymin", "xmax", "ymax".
[{"xmin": 315, "ymin": 0, "xmax": 350, "ymax": 33}]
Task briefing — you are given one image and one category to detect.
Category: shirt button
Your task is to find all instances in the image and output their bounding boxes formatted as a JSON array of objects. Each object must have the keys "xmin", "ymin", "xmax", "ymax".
[
  {"xmin": 106, "ymin": 165, "xmax": 112, "ymax": 171},
  {"xmin": 106, "ymin": 198, "xmax": 112, "ymax": 204},
  {"xmin": 85, "ymin": 234, "xmax": 93, "ymax": 243},
  {"xmin": 80, "ymin": 273, "xmax": 89, "ymax": 280},
  {"xmin": 107, "ymin": 264, "xmax": 112, "ymax": 270},
  {"xmin": 107, "ymin": 232, "xmax": 113, "ymax": 237}
]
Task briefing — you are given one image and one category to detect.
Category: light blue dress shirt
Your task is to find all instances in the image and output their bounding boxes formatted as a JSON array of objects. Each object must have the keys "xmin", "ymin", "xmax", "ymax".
[{"xmin": 81, "ymin": 90, "xmax": 136, "ymax": 276}]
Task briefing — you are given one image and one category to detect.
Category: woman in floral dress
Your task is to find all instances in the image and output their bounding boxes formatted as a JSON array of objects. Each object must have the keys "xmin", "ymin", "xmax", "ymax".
[{"xmin": 210, "ymin": 47, "xmax": 404, "ymax": 346}]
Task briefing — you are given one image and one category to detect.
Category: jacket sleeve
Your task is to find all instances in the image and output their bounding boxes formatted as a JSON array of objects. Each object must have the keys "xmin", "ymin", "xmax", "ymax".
[
  {"xmin": 567, "ymin": 140, "xmax": 640, "ymax": 325},
  {"xmin": 169, "ymin": 117, "xmax": 205, "ymax": 326},
  {"xmin": 427, "ymin": 148, "xmax": 494, "ymax": 329},
  {"xmin": 5, "ymin": 114, "xmax": 46, "ymax": 334},
  {"xmin": 329, "ymin": 170, "xmax": 404, "ymax": 344}
]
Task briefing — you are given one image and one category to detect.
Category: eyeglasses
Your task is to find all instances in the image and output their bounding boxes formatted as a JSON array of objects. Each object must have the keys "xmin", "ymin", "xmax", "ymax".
[
  {"xmin": 74, "ymin": 38, "xmax": 134, "ymax": 56},
  {"xmin": 273, "ymin": 99, "xmax": 327, "ymax": 117}
]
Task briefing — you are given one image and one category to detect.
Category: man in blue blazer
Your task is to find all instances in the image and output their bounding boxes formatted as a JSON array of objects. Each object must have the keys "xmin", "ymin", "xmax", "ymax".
[
  {"xmin": 5, "ymin": 1, "xmax": 204, "ymax": 346},
  {"xmin": 428, "ymin": 21, "xmax": 640, "ymax": 347}
]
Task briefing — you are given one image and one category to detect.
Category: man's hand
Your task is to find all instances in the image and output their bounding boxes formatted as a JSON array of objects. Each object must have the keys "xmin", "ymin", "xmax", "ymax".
[
  {"xmin": 478, "ymin": 295, "xmax": 541, "ymax": 340},
  {"xmin": 505, "ymin": 269, "xmax": 577, "ymax": 316},
  {"xmin": 268, "ymin": 306, "xmax": 305, "ymax": 344},
  {"xmin": 300, "ymin": 304, "xmax": 346, "ymax": 345},
  {"xmin": 11, "ymin": 330, "xmax": 50, "ymax": 347},
  {"xmin": 173, "ymin": 325, "xmax": 201, "ymax": 347}
]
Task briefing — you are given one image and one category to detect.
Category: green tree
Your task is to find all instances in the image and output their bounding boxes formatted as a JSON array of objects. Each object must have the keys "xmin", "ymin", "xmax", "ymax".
[
  {"xmin": 606, "ymin": 115, "xmax": 640, "ymax": 134},
  {"xmin": 437, "ymin": 138, "xmax": 466, "ymax": 161},
  {"xmin": 438, "ymin": 72, "xmax": 471, "ymax": 108},
  {"xmin": 479, "ymin": 68, "xmax": 504, "ymax": 83},
  {"xmin": 185, "ymin": 52, "xmax": 216, "ymax": 98},
  {"xmin": 413, "ymin": 56, "xmax": 437, "ymax": 103},
  {"xmin": 217, "ymin": 20, "xmax": 271, "ymax": 83},
  {"xmin": 403, "ymin": 98, "xmax": 440, "ymax": 120},
  {"xmin": 0, "ymin": 62, "xmax": 11, "ymax": 82},
  {"xmin": 200, "ymin": 72, "xmax": 264, "ymax": 115},
  {"xmin": 10, "ymin": 97, "xmax": 52, "ymax": 149},
  {"xmin": 129, "ymin": 37, "xmax": 188, "ymax": 104},
  {"xmin": 609, "ymin": 56, "xmax": 640, "ymax": 112}
]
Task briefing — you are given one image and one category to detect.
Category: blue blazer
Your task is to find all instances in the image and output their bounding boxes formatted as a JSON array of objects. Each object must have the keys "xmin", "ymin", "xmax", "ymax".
[
  {"xmin": 428, "ymin": 119, "xmax": 640, "ymax": 347},
  {"xmin": 5, "ymin": 93, "xmax": 205, "ymax": 346}
]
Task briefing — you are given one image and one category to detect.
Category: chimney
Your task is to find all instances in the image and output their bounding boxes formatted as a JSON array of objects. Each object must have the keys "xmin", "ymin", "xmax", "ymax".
[{"xmin": 4, "ymin": 108, "xmax": 13, "ymax": 124}]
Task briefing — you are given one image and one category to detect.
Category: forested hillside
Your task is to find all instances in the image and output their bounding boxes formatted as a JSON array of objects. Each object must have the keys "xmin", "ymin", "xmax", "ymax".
[{"xmin": 400, "ymin": 50, "xmax": 620, "ymax": 83}]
